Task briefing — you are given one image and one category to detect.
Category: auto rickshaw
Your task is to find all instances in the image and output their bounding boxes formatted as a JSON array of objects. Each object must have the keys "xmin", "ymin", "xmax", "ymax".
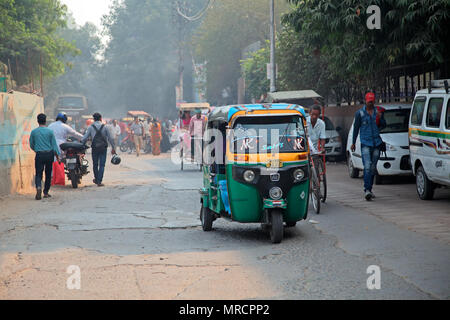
[{"xmin": 199, "ymin": 104, "xmax": 310, "ymax": 243}]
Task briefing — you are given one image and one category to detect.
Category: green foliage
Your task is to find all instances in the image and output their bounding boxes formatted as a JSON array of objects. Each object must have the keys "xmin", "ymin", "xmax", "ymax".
[
  {"xmin": 241, "ymin": 43, "xmax": 270, "ymax": 101},
  {"xmin": 193, "ymin": 0, "xmax": 289, "ymax": 105},
  {"xmin": 0, "ymin": 0, "xmax": 78, "ymax": 85},
  {"xmin": 282, "ymin": 0, "xmax": 450, "ymax": 102},
  {"xmin": 241, "ymin": 27, "xmax": 334, "ymax": 101},
  {"xmin": 96, "ymin": 0, "xmax": 207, "ymax": 117},
  {"xmin": 45, "ymin": 22, "xmax": 103, "ymax": 110}
]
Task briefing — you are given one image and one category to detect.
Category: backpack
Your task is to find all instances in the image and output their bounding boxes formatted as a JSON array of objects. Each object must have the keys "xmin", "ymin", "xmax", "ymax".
[{"xmin": 92, "ymin": 124, "xmax": 108, "ymax": 151}]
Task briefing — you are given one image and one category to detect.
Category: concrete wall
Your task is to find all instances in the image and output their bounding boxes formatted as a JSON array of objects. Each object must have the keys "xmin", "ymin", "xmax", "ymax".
[{"xmin": 0, "ymin": 92, "xmax": 44, "ymax": 195}]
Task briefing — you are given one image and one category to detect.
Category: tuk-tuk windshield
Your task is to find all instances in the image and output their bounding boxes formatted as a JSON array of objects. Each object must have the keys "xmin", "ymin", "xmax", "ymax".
[{"xmin": 231, "ymin": 115, "xmax": 307, "ymax": 153}]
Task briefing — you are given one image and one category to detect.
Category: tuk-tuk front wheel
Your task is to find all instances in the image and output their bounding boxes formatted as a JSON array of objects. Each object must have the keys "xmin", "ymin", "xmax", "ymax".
[
  {"xmin": 200, "ymin": 205, "xmax": 213, "ymax": 231},
  {"xmin": 270, "ymin": 210, "xmax": 284, "ymax": 244}
]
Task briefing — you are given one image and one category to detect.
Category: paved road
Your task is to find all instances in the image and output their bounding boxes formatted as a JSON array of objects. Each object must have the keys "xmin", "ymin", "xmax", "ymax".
[{"xmin": 0, "ymin": 154, "xmax": 448, "ymax": 299}]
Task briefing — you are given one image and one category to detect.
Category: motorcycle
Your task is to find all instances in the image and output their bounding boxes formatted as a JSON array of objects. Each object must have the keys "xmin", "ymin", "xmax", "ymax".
[
  {"xmin": 119, "ymin": 132, "xmax": 135, "ymax": 153},
  {"xmin": 60, "ymin": 142, "xmax": 90, "ymax": 188}
]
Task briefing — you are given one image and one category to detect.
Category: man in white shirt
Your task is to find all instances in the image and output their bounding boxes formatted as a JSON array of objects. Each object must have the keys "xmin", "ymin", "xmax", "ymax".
[
  {"xmin": 48, "ymin": 112, "xmax": 84, "ymax": 156},
  {"xmin": 108, "ymin": 119, "xmax": 122, "ymax": 148},
  {"xmin": 307, "ymin": 105, "xmax": 326, "ymax": 153}
]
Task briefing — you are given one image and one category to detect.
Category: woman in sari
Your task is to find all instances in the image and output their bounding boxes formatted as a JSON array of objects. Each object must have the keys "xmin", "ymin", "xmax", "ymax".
[{"xmin": 150, "ymin": 118, "xmax": 162, "ymax": 155}]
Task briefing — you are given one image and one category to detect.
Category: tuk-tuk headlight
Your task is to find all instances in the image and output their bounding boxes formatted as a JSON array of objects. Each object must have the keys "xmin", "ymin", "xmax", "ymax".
[
  {"xmin": 243, "ymin": 170, "xmax": 255, "ymax": 183},
  {"xmin": 293, "ymin": 169, "xmax": 305, "ymax": 181},
  {"xmin": 269, "ymin": 187, "xmax": 283, "ymax": 200}
]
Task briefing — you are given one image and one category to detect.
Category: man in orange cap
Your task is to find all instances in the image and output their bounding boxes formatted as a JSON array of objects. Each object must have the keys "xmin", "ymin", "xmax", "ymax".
[{"xmin": 351, "ymin": 92, "xmax": 386, "ymax": 201}]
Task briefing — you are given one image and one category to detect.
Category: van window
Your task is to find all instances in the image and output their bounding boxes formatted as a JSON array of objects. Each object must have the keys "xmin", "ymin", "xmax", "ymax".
[
  {"xmin": 446, "ymin": 99, "xmax": 450, "ymax": 130},
  {"xmin": 410, "ymin": 97, "xmax": 426, "ymax": 125},
  {"xmin": 426, "ymin": 98, "xmax": 443, "ymax": 128}
]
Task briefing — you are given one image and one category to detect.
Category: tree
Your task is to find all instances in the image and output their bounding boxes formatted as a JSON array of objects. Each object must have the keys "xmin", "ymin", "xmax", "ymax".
[
  {"xmin": 283, "ymin": 0, "xmax": 450, "ymax": 103},
  {"xmin": 97, "ymin": 0, "xmax": 207, "ymax": 117},
  {"xmin": 193, "ymin": 0, "xmax": 289, "ymax": 105},
  {"xmin": 45, "ymin": 21, "xmax": 103, "ymax": 110},
  {"xmin": 241, "ymin": 27, "xmax": 334, "ymax": 102},
  {"xmin": 0, "ymin": 0, "xmax": 78, "ymax": 86}
]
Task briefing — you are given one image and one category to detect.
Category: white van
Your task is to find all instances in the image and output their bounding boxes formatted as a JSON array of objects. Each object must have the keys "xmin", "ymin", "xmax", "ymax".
[
  {"xmin": 347, "ymin": 104, "xmax": 412, "ymax": 184},
  {"xmin": 409, "ymin": 79, "xmax": 450, "ymax": 200}
]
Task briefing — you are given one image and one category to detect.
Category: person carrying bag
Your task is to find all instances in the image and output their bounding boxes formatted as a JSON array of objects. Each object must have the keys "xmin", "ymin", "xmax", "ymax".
[{"xmin": 81, "ymin": 113, "xmax": 116, "ymax": 187}]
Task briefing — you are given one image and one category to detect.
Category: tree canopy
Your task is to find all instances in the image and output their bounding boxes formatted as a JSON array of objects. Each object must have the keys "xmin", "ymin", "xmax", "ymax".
[
  {"xmin": 193, "ymin": 0, "xmax": 289, "ymax": 105},
  {"xmin": 0, "ymin": 0, "xmax": 78, "ymax": 85}
]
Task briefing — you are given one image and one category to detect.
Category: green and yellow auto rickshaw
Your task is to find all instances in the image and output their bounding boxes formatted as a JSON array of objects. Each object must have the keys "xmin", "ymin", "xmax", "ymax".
[{"xmin": 199, "ymin": 104, "xmax": 310, "ymax": 243}]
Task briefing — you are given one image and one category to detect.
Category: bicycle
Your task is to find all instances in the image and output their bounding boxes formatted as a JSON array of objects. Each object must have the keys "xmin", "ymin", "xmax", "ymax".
[{"xmin": 309, "ymin": 149, "xmax": 327, "ymax": 214}]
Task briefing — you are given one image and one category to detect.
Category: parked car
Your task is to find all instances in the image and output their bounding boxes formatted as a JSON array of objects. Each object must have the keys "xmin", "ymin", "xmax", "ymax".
[
  {"xmin": 409, "ymin": 79, "xmax": 450, "ymax": 200},
  {"xmin": 306, "ymin": 115, "xmax": 343, "ymax": 159},
  {"xmin": 347, "ymin": 104, "xmax": 413, "ymax": 184}
]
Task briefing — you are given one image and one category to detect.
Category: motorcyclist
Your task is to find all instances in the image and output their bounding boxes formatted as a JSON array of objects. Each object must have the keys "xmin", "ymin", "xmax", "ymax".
[{"xmin": 48, "ymin": 112, "xmax": 84, "ymax": 157}]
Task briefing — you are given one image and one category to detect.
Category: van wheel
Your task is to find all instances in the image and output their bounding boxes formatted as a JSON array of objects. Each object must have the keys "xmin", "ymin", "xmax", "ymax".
[
  {"xmin": 200, "ymin": 205, "xmax": 213, "ymax": 231},
  {"xmin": 416, "ymin": 166, "xmax": 434, "ymax": 200},
  {"xmin": 270, "ymin": 210, "xmax": 284, "ymax": 244},
  {"xmin": 348, "ymin": 155, "xmax": 359, "ymax": 178}
]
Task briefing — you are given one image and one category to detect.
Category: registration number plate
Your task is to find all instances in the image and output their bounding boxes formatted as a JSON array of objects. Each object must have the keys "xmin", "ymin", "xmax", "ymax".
[
  {"xmin": 267, "ymin": 160, "xmax": 283, "ymax": 168},
  {"xmin": 66, "ymin": 158, "xmax": 77, "ymax": 164}
]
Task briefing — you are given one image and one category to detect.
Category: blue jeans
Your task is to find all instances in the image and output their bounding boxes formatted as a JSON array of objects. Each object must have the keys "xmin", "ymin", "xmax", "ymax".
[
  {"xmin": 92, "ymin": 149, "xmax": 107, "ymax": 184},
  {"xmin": 361, "ymin": 145, "xmax": 380, "ymax": 192}
]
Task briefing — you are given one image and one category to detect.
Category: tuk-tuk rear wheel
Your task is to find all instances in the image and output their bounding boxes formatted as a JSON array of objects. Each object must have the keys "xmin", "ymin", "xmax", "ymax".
[
  {"xmin": 200, "ymin": 205, "xmax": 213, "ymax": 231},
  {"xmin": 270, "ymin": 210, "xmax": 284, "ymax": 244}
]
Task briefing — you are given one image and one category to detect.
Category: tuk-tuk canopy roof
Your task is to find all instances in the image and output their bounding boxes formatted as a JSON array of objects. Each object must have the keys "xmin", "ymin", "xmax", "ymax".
[
  {"xmin": 127, "ymin": 111, "xmax": 150, "ymax": 118},
  {"xmin": 177, "ymin": 102, "xmax": 211, "ymax": 111},
  {"xmin": 207, "ymin": 103, "xmax": 306, "ymax": 123},
  {"xmin": 266, "ymin": 90, "xmax": 323, "ymax": 106}
]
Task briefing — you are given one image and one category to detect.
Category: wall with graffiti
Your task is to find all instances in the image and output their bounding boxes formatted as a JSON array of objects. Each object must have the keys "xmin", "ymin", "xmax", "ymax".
[{"xmin": 0, "ymin": 92, "xmax": 44, "ymax": 195}]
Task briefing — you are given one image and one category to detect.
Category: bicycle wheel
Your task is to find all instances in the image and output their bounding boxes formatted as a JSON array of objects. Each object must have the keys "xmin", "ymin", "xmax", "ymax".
[
  {"xmin": 310, "ymin": 168, "xmax": 321, "ymax": 214},
  {"xmin": 318, "ymin": 159, "xmax": 327, "ymax": 203}
]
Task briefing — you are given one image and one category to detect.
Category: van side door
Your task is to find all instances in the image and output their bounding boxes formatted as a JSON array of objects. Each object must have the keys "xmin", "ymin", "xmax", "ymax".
[
  {"xmin": 423, "ymin": 96, "xmax": 445, "ymax": 181},
  {"xmin": 438, "ymin": 97, "xmax": 450, "ymax": 185},
  {"xmin": 409, "ymin": 96, "xmax": 427, "ymax": 174}
]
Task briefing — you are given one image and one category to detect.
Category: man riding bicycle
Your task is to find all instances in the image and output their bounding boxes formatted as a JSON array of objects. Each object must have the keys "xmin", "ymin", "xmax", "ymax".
[
  {"xmin": 307, "ymin": 105, "xmax": 328, "ymax": 212},
  {"xmin": 307, "ymin": 105, "xmax": 326, "ymax": 155}
]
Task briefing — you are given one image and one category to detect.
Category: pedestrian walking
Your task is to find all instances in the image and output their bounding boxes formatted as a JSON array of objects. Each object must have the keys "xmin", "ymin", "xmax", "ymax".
[
  {"xmin": 150, "ymin": 118, "xmax": 162, "ymax": 155},
  {"xmin": 351, "ymin": 92, "xmax": 386, "ymax": 201},
  {"xmin": 189, "ymin": 109, "xmax": 207, "ymax": 162},
  {"xmin": 109, "ymin": 119, "xmax": 121, "ymax": 149},
  {"xmin": 82, "ymin": 113, "xmax": 116, "ymax": 187},
  {"xmin": 29, "ymin": 113, "xmax": 61, "ymax": 200},
  {"xmin": 130, "ymin": 117, "xmax": 144, "ymax": 157}
]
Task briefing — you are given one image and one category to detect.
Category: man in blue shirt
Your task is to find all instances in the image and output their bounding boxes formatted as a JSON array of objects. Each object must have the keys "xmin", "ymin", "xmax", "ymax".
[
  {"xmin": 81, "ymin": 113, "xmax": 116, "ymax": 187},
  {"xmin": 351, "ymin": 92, "xmax": 386, "ymax": 201},
  {"xmin": 29, "ymin": 113, "xmax": 60, "ymax": 200}
]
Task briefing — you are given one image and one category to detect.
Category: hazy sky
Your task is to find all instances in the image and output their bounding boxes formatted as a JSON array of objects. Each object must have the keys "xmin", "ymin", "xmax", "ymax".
[{"xmin": 61, "ymin": 0, "xmax": 114, "ymax": 28}]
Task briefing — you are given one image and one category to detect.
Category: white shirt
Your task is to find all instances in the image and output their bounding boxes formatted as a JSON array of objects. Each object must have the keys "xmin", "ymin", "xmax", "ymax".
[
  {"xmin": 307, "ymin": 117, "xmax": 326, "ymax": 151},
  {"xmin": 48, "ymin": 121, "xmax": 83, "ymax": 153},
  {"xmin": 108, "ymin": 124, "xmax": 121, "ymax": 138}
]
